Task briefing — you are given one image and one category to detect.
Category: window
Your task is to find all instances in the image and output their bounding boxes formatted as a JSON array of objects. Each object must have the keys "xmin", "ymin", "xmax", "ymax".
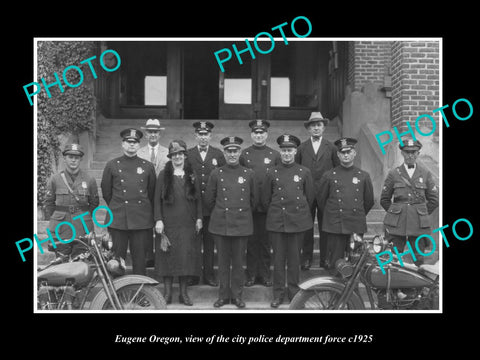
[
  {"xmin": 144, "ymin": 76, "xmax": 167, "ymax": 106},
  {"xmin": 224, "ymin": 78, "xmax": 252, "ymax": 104},
  {"xmin": 270, "ymin": 77, "xmax": 290, "ymax": 107}
]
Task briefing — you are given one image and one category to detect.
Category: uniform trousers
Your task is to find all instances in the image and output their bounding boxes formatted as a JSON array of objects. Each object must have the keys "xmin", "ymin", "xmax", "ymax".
[
  {"xmin": 144, "ymin": 229, "xmax": 155, "ymax": 264},
  {"xmin": 325, "ymin": 232, "xmax": 349, "ymax": 270},
  {"xmin": 246, "ymin": 212, "xmax": 271, "ymax": 280},
  {"xmin": 202, "ymin": 216, "xmax": 216, "ymax": 281},
  {"xmin": 270, "ymin": 231, "xmax": 303, "ymax": 301},
  {"xmin": 302, "ymin": 199, "xmax": 327, "ymax": 266},
  {"xmin": 109, "ymin": 228, "xmax": 149, "ymax": 275},
  {"xmin": 388, "ymin": 234, "xmax": 428, "ymax": 266},
  {"xmin": 213, "ymin": 235, "xmax": 247, "ymax": 300}
]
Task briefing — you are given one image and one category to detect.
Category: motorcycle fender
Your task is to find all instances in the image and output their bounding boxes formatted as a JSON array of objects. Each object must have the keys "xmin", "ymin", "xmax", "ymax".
[
  {"xmin": 87, "ymin": 275, "xmax": 160, "ymax": 310},
  {"xmin": 299, "ymin": 276, "xmax": 345, "ymax": 290}
]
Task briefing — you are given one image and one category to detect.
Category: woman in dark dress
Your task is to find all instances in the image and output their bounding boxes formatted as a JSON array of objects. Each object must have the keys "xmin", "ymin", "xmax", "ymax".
[{"xmin": 154, "ymin": 140, "xmax": 203, "ymax": 306}]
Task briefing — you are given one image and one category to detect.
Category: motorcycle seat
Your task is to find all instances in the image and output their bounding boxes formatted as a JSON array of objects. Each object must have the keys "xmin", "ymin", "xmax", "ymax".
[{"xmin": 419, "ymin": 262, "xmax": 439, "ymax": 276}]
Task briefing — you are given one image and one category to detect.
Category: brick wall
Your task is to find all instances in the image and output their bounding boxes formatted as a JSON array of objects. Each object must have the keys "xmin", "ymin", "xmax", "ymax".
[
  {"xmin": 348, "ymin": 41, "xmax": 392, "ymax": 91},
  {"xmin": 390, "ymin": 41, "xmax": 440, "ymax": 133}
]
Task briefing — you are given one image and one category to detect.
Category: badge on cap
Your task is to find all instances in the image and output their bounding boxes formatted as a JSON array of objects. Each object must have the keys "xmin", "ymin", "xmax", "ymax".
[
  {"xmin": 212, "ymin": 158, "xmax": 218, "ymax": 166},
  {"xmin": 137, "ymin": 167, "xmax": 144, "ymax": 174},
  {"xmin": 264, "ymin": 158, "xmax": 271, "ymax": 164},
  {"xmin": 257, "ymin": 120, "xmax": 263, "ymax": 127},
  {"xmin": 130, "ymin": 129, "xmax": 137, "ymax": 138},
  {"xmin": 72, "ymin": 144, "xmax": 78, "ymax": 151},
  {"xmin": 352, "ymin": 177, "xmax": 359, "ymax": 184},
  {"xmin": 341, "ymin": 139, "xmax": 347, "ymax": 147},
  {"xmin": 82, "ymin": 181, "xmax": 87, "ymax": 189},
  {"xmin": 294, "ymin": 175, "xmax": 300, "ymax": 182},
  {"xmin": 238, "ymin": 176, "xmax": 245, "ymax": 184},
  {"xmin": 407, "ymin": 139, "xmax": 414, "ymax": 146}
]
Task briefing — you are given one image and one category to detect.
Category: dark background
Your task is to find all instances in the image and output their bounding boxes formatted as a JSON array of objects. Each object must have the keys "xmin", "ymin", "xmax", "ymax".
[{"xmin": 7, "ymin": 4, "xmax": 477, "ymax": 355}]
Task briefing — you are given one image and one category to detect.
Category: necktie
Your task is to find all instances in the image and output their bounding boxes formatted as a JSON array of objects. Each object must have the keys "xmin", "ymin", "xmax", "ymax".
[
  {"xmin": 199, "ymin": 147, "xmax": 207, "ymax": 153},
  {"xmin": 150, "ymin": 148, "xmax": 156, "ymax": 163},
  {"xmin": 407, "ymin": 164, "xmax": 414, "ymax": 169},
  {"xmin": 312, "ymin": 136, "xmax": 320, "ymax": 142}
]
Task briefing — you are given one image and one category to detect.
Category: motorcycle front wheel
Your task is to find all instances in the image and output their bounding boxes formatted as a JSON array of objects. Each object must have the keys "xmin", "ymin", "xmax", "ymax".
[
  {"xmin": 101, "ymin": 284, "xmax": 167, "ymax": 310},
  {"xmin": 289, "ymin": 286, "xmax": 365, "ymax": 310}
]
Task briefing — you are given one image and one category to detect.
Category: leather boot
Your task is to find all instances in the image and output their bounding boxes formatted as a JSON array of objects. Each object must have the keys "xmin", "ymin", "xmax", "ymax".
[
  {"xmin": 178, "ymin": 276, "xmax": 193, "ymax": 306},
  {"xmin": 163, "ymin": 276, "xmax": 173, "ymax": 304}
]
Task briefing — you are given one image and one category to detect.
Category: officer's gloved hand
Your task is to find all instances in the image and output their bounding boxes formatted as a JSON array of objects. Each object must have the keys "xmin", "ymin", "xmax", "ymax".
[{"xmin": 155, "ymin": 220, "xmax": 164, "ymax": 234}]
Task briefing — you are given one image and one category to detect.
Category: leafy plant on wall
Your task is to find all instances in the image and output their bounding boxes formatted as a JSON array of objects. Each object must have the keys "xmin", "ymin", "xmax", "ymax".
[{"xmin": 37, "ymin": 41, "xmax": 96, "ymax": 212}]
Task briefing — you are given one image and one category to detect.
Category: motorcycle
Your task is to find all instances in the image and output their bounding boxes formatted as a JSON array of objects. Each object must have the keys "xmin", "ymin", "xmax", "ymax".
[
  {"xmin": 37, "ymin": 232, "xmax": 166, "ymax": 310},
  {"xmin": 289, "ymin": 233, "xmax": 439, "ymax": 310}
]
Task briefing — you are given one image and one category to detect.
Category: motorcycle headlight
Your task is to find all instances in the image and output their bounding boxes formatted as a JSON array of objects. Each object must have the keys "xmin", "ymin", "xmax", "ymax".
[
  {"xmin": 349, "ymin": 233, "xmax": 363, "ymax": 250},
  {"xmin": 373, "ymin": 235, "xmax": 385, "ymax": 253},
  {"xmin": 106, "ymin": 257, "xmax": 126, "ymax": 276}
]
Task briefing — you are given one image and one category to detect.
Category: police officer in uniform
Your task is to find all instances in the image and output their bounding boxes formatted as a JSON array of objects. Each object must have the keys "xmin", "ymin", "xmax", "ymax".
[
  {"xmin": 262, "ymin": 134, "xmax": 315, "ymax": 308},
  {"xmin": 187, "ymin": 121, "xmax": 226, "ymax": 286},
  {"xmin": 205, "ymin": 136, "xmax": 256, "ymax": 308},
  {"xmin": 380, "ymin": 138, "xmax": 439, "ymax": 265},
  {"xmin": 317, "ymin": 137, "xmax": 374, "ymax": 270},
  {"xmin": 101, "ymin": 128, "xmax": 157, "ymax": 275},
  {"xmin": 295, "ymin": 112, "xmax": 340, "ymax": 270},
  {"xmin": 240, "ymin": 119, "xmax": 280, "ymax": 287},
  {"xmin": 44, "ymin": 143, "xmax": 99, "ymax": 257}
]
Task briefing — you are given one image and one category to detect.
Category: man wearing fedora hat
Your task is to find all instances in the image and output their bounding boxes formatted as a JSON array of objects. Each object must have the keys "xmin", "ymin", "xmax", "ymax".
[
  {"xmin": 101, "ymin": 128, "xmax": 157, "ymax": 275},
  {"xmin": 137, "ymin": 119, "xmax": 169, "ymax": 268},
  {"xmin": 43, "ymin": 143, "xmax": 99, "ymax": 258},
  {"xmin": 317, "ymin": 137, "xmax": 374, "ymax": 270},
  {"xmin": 380, "ymin": 138, "xmax": 439, "ymax": 265},
  {"xmin": 295, "ymin": 112, "xmax": 340, "ymax": 270}
]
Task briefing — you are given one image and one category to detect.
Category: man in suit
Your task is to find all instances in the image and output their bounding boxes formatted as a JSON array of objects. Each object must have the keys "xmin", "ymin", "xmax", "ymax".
[
  {"xmin": 317, "ymin": 137, "xmax": 374, "ymax": 270},
  {"xmin": 205, "ymin": 136, "xmax": 256, "ymax": 308},
  {"xmin": 240, "ymin": 119, "xmax": 280, "ymax": 287},
  {"xmin": 380, "ymin": 138, "xmax": 439, "ymax": 265},
  {"xmin": 262, "ymin": 134, "xmax": 315, "ymax": 307},
  {"xmin": 137, "ymin": 118, "xmax": 169, "ymax": 267},
  {"xmin": 295, "ymin": 112, "xmax": 340, "ymax": 270},
  {"xmin": 186, "ymin": 121, "xmax": 226, "ymax": 286},
  {"xmin": 43, "ymin": 143, "xmax": 99, "ymax": 257},
  {"xmin": 101, "ymin": 128, "xmax": 157, "ymax": 275}
]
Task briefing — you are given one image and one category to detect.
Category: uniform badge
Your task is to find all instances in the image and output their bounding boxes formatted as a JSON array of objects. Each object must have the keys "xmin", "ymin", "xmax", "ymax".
[
  {"xmin": 238, "ymin": 176, "xmax": 245, "ymax": 184},
  {"xmin": 352, "ymin": 177, "xmax": 359, "ymax": 184},
  {"xmin": 137, "ymin": 167, "xmax": 144, "ymax": 174},
  {"xmin": 294, "ymin": 175, "xmax": 300, "ymax": 182},
  {"xmin": 432, "ymin": 185, "xmax": 438, "ymax": 192},
  {"xmin": 419, "ymin": 177, "xmax": 423, "ymax": 183},
  {"xmin": 264, "ymin": 157, "xmax": 271, "ymax": 164},
  {"xmin": 81, "ymin": 181, "xmax": 87, "ymax": 189},
  {"xmin": 212, "ymin": 158, "xmax": 218, "ymax": 166}
]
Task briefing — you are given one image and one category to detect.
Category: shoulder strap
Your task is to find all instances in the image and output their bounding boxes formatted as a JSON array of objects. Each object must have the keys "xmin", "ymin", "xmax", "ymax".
[{"xmin": 60, "ymin": 172, "xmax": 81, "ymax": 202}]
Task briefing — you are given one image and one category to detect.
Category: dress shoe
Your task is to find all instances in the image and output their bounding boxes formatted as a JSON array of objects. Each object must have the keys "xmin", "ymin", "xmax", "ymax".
[
  {"xmin": 270, "ymin": 298, "xmax": 284, "ymax": 308},
  {"xmin": 203, "ymin": 277, "xmax": 218, "ymax": 287},
  {"xmin": 232, "ymin": 298, "xmax": 245, "ymax": 308},
  {"xmin": 188, "ymin": 277, "xmax": 200, "ymax": 286},
  {"xmin": 256, "ymin": 277, "xmax": 272, "ymax": 287},
  {"xmin": 244, "ymin": 277, "xmax": 255, "ymax": 287},
  {"xmin": 301, "ymin": 260, "xmax": 311, "ymax": 270},
  {"xmin": 179, "ymin": 294, "xmax": 193, "ymax": 306},
  {"xmin": 145, "ymin": 259, "xmax": 155, "ymax": 268},
  {"xmin": 164, "ymin": 293, "xmax": 172, "ymax": 305},
  {"xmin": 213, "ymin": 298, "xmax": 229, "ymax": 308}
]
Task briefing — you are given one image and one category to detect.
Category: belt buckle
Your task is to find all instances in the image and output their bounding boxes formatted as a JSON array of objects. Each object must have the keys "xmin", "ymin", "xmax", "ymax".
[{"xmin": 68, "ymin": 205, "xmax": 76, "ymax": 213}]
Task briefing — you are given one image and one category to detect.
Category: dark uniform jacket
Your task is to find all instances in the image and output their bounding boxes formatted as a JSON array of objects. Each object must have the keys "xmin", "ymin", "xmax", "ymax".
[
  {"xmin": 186, "ymin": 145, "xmax": 226, "ymax": 216},
  {"xmin": 240, "ymin": 144, "xmax": 280, "ymax": 212},
  {"xmin": 204, "ymin": 164, "xmax": 256, "ymax": 237},
  {"xmin": 317, "ymin": 165, "xmax": 374, "ymax": 234},
  {"xmin": 262, "ymin": 162, "xmax": 315, "ymax": 233},
  {"xmin": 44, "ymin": 169, "xmax": 99, "ymax": 236},
  {"xmin": 101, "ymin": 155, "xmax": 156, "ymax": 230},
  {"xmin": 295, "ymin": 137, "xmax": 340, "ymax": 191},
  {"xmin": 380, "ymin": 163, "xmax": 439, "ymax": 236}
]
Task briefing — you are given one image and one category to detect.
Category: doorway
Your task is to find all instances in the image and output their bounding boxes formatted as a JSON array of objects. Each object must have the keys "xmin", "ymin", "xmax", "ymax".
[{"xmin": 183, "ymin": 42, "xmax": 219, "ymax": 119}]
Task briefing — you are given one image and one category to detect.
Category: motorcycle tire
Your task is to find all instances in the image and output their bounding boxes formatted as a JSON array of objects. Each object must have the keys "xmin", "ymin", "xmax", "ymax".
[
  {"xmin": 289, "ymin": 285, "xmax": 365, "ymax": 310},
  {"xmin": 99, "ymin": 284, "xmax": 167, "ymax": 310}
]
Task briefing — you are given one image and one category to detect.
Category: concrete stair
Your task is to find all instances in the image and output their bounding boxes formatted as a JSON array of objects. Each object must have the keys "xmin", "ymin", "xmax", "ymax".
[{"xmin": 35, "ymin": 117, "xmax": 385, "ymax": 310}]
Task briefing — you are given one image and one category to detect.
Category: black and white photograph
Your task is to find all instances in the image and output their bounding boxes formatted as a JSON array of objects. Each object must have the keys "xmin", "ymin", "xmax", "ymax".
[{"xmin": 7, "ymin": 7, "xmax": 478, "ymax": 355}]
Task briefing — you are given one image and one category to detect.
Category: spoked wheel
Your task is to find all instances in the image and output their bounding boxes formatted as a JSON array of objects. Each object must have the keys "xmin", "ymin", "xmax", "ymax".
[
  {"xmin": 289, "ymin": 286, "xmax": 364, "ymax": 310},
  {"xmin": 102, "ymin": 284, "xmax": 167, "ymax": 310}
]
